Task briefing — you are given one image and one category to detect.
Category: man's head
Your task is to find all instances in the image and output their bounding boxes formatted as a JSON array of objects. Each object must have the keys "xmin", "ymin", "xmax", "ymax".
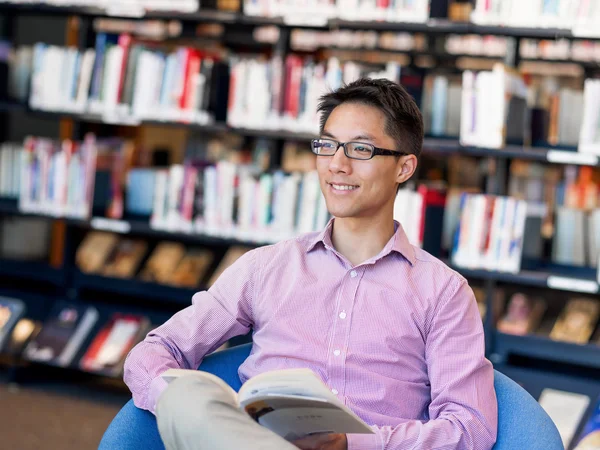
[{"xmin": 315, "ymin": 78, "xmax": 423, "ymax": 221}]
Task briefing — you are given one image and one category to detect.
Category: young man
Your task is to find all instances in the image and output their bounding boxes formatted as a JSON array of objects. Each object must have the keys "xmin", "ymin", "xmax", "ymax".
[{"xmin": 124, "ymin": 78, "xmax": 498, "ymax": 450}]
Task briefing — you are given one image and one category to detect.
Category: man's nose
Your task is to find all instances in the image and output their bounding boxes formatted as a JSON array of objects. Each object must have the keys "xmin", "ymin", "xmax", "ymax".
[{"xmin": 328, "ymin": 144, "xmax": 351, "ymax": 172}]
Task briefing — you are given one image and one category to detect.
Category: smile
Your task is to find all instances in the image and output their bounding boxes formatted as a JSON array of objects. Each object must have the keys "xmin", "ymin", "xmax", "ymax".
[{"xmin": 329, "ymin": 183, "xmax": 359, "ymax": 191}]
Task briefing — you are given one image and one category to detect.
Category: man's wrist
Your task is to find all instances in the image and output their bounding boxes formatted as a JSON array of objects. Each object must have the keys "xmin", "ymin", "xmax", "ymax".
[
  {"xmin": 148, "ymin": 375, "xmax": 169, "ymax": 415},
  {"xmin": 346, "ymin": 432, "xmax": 380, "ymax": 450}
]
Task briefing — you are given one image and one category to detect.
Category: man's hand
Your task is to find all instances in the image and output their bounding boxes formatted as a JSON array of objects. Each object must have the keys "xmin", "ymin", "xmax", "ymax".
[{"xmin": 292, "ymin": 433, "xmax": 347, "ymax": 450}]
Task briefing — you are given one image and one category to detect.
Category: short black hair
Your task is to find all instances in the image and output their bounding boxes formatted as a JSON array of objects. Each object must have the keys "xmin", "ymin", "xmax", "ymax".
[{"xmin": 317, "ymin": 78, "xmax": 424, "ymax": 159}]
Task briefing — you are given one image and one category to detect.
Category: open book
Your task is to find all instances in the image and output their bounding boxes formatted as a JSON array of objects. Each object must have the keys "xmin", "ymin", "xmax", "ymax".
[{"xmin": 161, "ymin": 368, "xmax": 374, "ymax": 441}]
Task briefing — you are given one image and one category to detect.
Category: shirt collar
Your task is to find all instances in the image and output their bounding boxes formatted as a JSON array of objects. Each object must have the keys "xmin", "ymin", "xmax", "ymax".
[{"xmin": 306, "ymin": 218, "xmax": 416, "ymax": 266}]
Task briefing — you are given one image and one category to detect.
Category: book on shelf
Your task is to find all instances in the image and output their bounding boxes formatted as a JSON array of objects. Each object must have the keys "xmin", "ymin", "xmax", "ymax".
[
  {"xmin": 460, "ymin": 64, "xmax": 528, "ymax": 149},
  {"xmin": 25, "ymin": 34, "xmax": 229, "ymax": 125},
  {"xmin": 169, "ymin": 249, "xmax": 214, "ymax": 288},
  {"xmin": 76, "ymin": 231, "xmax": 120, "ymax": 274},
  {"xmin": 24, "ymin": 301, "xmax": 99, "ymax": 367},
  {"xmin": 0, "ymin": 0, "xmax": 200, "ymax": 13},
  {"xmin": 0, "ymin": 216, "xmax": 52, "ymax": 261},
  {"xmin": 161, "ymin": 367, "xmax": 373, "ymax": 441},
  {"xmin": 18, "ymin": 134, "xmax": 98, "ymax": 219},
  {"xmin": 138, "ymin": 242, "xmax": 187, "ymax": 285},
  {"xmin": 470, "ymin": 0, "xmax": 599, "ymax": 32},
  {"xmin": 0, "ymin": 296, "xmax": 25, "ymax": 353},
  {"xmin": 2, "ymin": 318, "xmax": 42, "ymax": 356},
  {"xmin": 496, "ymin": 293, "xmax": 546, "ymax": 336},
  {"xmin": 79, "ymin": 313, "xmax": 150, "ymax": 377},
  {"xmin": 101, "ymin": 238, "xmax": 148, "ymax": 279},
  {"xmin": 451, "ymin": 193, "xmax": 532, "ymax": 274},
  {"xmin": 549, "ymin": 298, "xmax": 600, "ymax": 345},
  {"xmin": 0, "ymin": 142, "xmax": 22, "ymax": 199}
]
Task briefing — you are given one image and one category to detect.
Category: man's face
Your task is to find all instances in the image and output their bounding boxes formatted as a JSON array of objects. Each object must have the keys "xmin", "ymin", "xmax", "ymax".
[{"xmin": 316, "ymin": 102, "xmax": 404, "ymax": 220}]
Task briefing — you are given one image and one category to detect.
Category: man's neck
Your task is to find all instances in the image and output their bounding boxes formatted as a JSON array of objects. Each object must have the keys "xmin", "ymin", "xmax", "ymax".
[{"xmin": 330, "ymin": 216, "xmax": 396, "ymax": 267}]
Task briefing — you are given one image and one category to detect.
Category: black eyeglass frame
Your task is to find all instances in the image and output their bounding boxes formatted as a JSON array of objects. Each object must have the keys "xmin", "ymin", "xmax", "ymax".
[{"xmin": 310, "ymin": 138, "xmax": 408, "ymax": 160}]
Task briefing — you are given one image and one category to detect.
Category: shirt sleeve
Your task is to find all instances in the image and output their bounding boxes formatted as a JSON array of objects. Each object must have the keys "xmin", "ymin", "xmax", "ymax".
[
  {"xmin": 346, "ymin": 278, "xmax": 497, "ymax": 450},
  {"xmin": 123, "ymin": 250, "xmax": 258, "ymax": 414}
]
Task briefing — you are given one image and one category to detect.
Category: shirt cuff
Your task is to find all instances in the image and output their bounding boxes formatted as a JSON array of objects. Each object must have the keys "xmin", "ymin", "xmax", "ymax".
[
  {"xmin": 346, "ymin": 432, "xmax": 381, "ymax": 450},
  {"xmin": 148, "ymin": 375, "xmax": 169, "ymax": 415}
]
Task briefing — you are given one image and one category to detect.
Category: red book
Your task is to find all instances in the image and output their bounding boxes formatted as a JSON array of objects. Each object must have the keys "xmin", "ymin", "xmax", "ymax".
[
  {"xmin": 80, "ymin": 313, "xmax": 148, "ymax": 377},
  {"xmin": 116, "ymin": 34, "xmax": 132, "ymax": 104},
  {"xmin": 181, "ymin": 49, "xmax": 202, "ymax": 111}
]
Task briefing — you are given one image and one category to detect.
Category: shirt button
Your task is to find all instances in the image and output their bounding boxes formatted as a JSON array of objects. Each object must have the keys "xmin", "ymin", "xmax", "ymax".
[
  {"xmin": 350, "ymin": 270, "xmax": 357, "ymax": 278},
  {"xmin": 331, "ymin": 388, "xmax": 339, "ymax": 395},
  {"xmin": 339, "ymin": 312, "xmax": 347, "ymax": 319},
  {"xmin": 333, "ymin": 349, "xmax": 341, "ymax": 356}
]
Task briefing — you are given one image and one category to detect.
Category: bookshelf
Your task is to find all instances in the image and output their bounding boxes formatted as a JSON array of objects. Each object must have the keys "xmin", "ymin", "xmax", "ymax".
[
  {"xmin": 1, "ymin": 102, "xmax": 599, "ymax": 166},
  {"xmin": 0, "ymin": 2, "xmax": 599, "ymax": 425}
]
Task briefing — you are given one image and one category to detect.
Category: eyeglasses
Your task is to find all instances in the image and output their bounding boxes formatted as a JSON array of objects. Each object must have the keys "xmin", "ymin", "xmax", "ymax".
[{"xmin": 310, "ymin": 138, "xmax": 407, "ymax": 161}]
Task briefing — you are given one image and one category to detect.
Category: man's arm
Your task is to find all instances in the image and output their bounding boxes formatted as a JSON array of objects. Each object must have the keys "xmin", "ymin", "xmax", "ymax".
[
  {"xmin": 346, "ymin": 279, "xmax": 497, "ymax": 450},
  {"xmin": 123, "ymin": 250, "xmax": 258, "ymax": 414}
]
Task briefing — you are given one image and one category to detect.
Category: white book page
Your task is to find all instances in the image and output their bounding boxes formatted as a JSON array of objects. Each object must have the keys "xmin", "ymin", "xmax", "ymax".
[
  {"xmin": 160, "ymin": 369, "xmax": 238, "ymax": 404},
  {"xmin": 538, "ymin": 389, "xmax": 590, "ymax": 448}
]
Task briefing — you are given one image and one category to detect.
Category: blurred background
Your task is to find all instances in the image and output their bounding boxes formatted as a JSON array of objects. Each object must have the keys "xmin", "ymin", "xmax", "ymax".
[{"xmin": 0, "ymin": 0, "xmax": 599, "ymax": 449}]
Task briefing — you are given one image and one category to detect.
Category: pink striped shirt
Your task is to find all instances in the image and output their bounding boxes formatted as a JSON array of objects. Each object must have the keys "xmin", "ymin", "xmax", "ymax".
[{"xmin": 124, "ymin": 220, "xmax": 497, "ymax": 450}]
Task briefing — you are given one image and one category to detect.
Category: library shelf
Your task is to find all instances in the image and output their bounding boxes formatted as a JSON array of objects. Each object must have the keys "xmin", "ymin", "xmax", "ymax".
[
  {"xmin": 0, "ymin": 258, "xmax": 65, "ymax": 286},
  {"xmin": 493, "ymin": 332, "xmax": 600, "ymax": 371},
  {"xmin": 1, "ymin": 103, "xmax": 597, "ymax": 166},
  {"xmin": 71, "ymin": 216, "xmax": 276, "ymax": 247},
  {"xmin": 452, "ymin": 264, "xmax": 599, "ymax": 294},
  {"xmin": 2, "ymin": 4, "xmax": 600, "ymax": 40},
  {"xmin": 72, "ymin": 271, "xmax": 198, "ymax": 305}
]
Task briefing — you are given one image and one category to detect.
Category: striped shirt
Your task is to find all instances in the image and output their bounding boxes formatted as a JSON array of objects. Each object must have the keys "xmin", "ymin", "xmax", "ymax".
[{"xmin": 124, "ymin": 219, "xmax": 497, "ymax": 450}]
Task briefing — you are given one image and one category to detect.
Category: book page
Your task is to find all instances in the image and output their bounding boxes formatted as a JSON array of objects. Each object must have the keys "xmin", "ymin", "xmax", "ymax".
[
  {"xmin": 539, "ymin": 388, "xmax": 590, "ymax": 448},
  {"xmin": 238, "ymin": 369, "xmax": 338, "ymax": 406},
  {"xmin": 238, "ymin": 369, "xmax": 373, "ymax": 439}
]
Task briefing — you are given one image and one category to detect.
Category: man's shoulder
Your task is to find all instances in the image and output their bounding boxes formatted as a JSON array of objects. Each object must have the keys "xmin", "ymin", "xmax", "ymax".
[{"xmin": 411, "ymin": 245, "xmax": 467, "ymax": 286}]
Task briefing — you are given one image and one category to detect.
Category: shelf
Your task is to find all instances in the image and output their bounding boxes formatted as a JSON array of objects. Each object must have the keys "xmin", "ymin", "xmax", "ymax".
[
  {"xmin": 494, "ymin": 332, "xmax": 600, "ymax": 371},
  {"xmin": 69, "ymin": 216, "xmax": 273, "ymax": 247},
  {"xmin": 454, "ymin": 264, "xmax": 599, "ymax": 294},
  {"xmin": 72, "ymin": 271, "xmax": 198, "ymax": 305},
  {"xmin": 3, "ymin": 4, "xmax": 600, "ymax": 40},
  {"xmin": 2, "ymin": 104, "xmax": 598, "ymax": 166},
  {"xmin": 0, "ymin": 259, "xmax": 65, "ymax": 286}
]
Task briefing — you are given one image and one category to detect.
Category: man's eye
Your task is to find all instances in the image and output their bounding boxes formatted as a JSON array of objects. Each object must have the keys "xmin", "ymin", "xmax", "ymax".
[{"xmin": 354, "ymin": 146, "xmax": 370, "ymax": 152}]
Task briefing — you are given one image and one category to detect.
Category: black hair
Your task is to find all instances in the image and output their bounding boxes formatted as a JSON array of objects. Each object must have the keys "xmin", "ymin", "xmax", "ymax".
[{"xmin": 317, "ymin": 78, "xmax": 424, "ymax": 159}]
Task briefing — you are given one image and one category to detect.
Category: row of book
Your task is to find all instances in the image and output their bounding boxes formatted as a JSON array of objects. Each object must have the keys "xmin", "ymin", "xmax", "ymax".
[
  {"xmin": 9, "ymin": 37, "xmax": 600, "ymax": 152},
  {"xmin": 0, "ymin": 0, "xmax": 200, "ymax": 13},
  {"xmin": 0, "ymin": 295, "xmax": 160, "ymax": 377},
  {"xmin": 290, "ymin": 29, "xmax": 425, "ymax": 52},
  {"xmin": 471, "ymin": 0, "xmax": 600, "ymax": 35},
  {"xmin": 27, "ymin": 35, "xmax": 229, "ymax": 125},
  {"xmin": 495, "ymin": 293, "xmax": 600, "ymax": 345},
  {"xmin": 227, "ymin": 55, "xmax": 400, "ymax": 133},
  {"xmin": 244, "ymin": 0, "xmax": 430, "ymax": 23},
  {"xmin": 76, "ymin": 231, "xmax": 252, "ymax": 289},
  {"xmin": 151, "ymin": 163, "xmax": 330, "ymax": 242},
  {"xmin": 459, "ymin": 64, "xmax": 600, "ymax": 153},
  {"xmin": 17, "ymin": 135, "xmax": 98, "ymax": 219}
]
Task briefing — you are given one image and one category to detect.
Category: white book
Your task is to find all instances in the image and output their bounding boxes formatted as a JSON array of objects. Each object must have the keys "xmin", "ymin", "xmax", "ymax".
[
  {"xmin": 217, "ymin": 161, "xmax": 237, "ymax": 232},
  {"xmin": 166, "ymin": 165, "xmax": 184, "ymax": 231},
  {"xmin": 150, "ymin": 170, "xmax": 169, "ymax": 229},
  {"xmin": 75, "ymin": 49, "xmax": 96, "ymax": 111},
  {"xmin": 297, "ymin": 171, "xmax": 320, "ymax": 234}
]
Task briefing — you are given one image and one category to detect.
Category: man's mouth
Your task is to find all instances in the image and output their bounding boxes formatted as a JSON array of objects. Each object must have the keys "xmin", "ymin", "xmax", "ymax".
[{"xmin": 329, "ymin": 183, "xmax": 359, "ymax": 191}]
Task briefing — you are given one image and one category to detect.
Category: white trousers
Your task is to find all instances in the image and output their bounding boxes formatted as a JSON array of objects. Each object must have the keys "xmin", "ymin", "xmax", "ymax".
[{"xmin": 156, "ymin": 376, "xmax": 298, "ymax": 450}]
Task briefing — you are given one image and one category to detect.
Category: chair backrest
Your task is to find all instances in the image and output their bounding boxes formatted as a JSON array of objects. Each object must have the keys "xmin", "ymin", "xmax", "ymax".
[{"xmin": 99, "ymin": 344, "xmax": 563, "ymax": 450}]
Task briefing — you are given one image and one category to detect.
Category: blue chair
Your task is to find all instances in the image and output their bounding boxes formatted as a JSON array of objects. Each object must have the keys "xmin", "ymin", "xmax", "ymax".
[{"xmin": 99, "ymin": 343, "xmax": 563, "ymax": 450}]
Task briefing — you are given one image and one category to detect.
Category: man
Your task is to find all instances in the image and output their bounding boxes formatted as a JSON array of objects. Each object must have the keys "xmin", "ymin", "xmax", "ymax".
[{"xmin": 124, "ymin": 78, "xmax": 498, "ymax": 450}]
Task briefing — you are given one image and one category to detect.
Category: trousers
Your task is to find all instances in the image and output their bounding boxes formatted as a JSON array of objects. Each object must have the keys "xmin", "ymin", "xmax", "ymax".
[{"xmin": 156, "ymin": 376, "xmax": 298, "ymax": 450}]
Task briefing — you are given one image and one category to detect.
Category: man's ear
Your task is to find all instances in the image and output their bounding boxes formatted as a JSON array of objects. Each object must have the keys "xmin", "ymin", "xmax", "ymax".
[{"xmin": 396, "ymin": 155, "xmax": 418, "ymax": 184}]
